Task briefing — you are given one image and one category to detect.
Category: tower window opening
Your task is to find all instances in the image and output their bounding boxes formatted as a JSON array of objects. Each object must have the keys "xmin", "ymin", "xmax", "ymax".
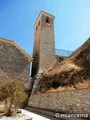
[{"xmin": 46, "ymin": 17, "xmax": 50, "ymax": 24}]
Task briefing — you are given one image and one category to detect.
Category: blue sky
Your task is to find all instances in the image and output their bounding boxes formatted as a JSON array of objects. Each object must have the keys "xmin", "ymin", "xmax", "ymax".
[{"xmin": 0, "ymin": 0, "xmax": 90, "ymax": 56}]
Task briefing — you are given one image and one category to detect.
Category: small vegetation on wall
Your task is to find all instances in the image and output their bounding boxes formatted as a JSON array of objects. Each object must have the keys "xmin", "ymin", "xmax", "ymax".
[{"xmin": 0, "ymin": 80, "xmax": 27, "ymax": 116}]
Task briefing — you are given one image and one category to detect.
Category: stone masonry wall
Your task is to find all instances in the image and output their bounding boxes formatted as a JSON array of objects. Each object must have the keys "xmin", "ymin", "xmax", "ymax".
[
  {"xmin": 32, "ymin": 13, "xmax": 56, "ymax": 76},
  {"xmin": 0, "ymin": 41, "xmax": 30, "ymax": 87},
  {"xmin": 39, "ymin": 14, "xmax": 56, "ymax": 72},
  {"xmin": 31, "ymin": 25, "xmax": 40, "ymax": 77},
  {"xmin": 40, "ymin": 26, "xmax": 56, "ymax": 71},
  {"xmin": 31, "ymin": 13, "xmax": 56, "ymax": 94},
  {"xmin": 28, "ymin": 89, "xmax": 90, "ymax": 114}
]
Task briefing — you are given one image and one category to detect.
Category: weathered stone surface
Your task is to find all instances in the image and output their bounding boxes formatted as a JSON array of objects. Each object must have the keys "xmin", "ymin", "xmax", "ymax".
[
  {"xmin": 31, "ymin": 11, "xmax": 56, "ymax": 94},
  {"xmin": 0, "ymin": 39, "xmax": 31, "ymax": 88},
  {"xmin": 31, "ymin": 11, "xmax": 56, "ymax": 77},
  {"xmin": 28, "ymin": 89, "xmax": 90, "ymax": 114}
]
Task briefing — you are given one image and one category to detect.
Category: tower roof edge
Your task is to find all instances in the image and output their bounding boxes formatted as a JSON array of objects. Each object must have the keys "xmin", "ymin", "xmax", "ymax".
[{"xmin": 34, "ymin": 11, "xmax": 55, "ymax": 29}]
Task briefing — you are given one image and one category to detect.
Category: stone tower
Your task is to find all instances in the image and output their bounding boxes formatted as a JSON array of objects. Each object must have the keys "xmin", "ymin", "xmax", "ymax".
[{"xmin": 31, "ymin": 11, "xmax": 56, "ymax": 77}]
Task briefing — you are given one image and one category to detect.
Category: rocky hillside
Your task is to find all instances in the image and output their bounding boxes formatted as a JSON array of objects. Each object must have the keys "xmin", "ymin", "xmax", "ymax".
[{"xmin": 40, "ymin": 38, "xmax": 90, "ymax": 91}]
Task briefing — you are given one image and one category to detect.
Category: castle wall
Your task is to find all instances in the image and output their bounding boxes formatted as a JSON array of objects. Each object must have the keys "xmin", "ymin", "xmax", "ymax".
[
  {"xmin": 0, "ymin": 41, "xmax": 30, "ymax": 87},
  {"xmin": 28, "ymin": 89, "xmax": 90, "ymax": 115}
]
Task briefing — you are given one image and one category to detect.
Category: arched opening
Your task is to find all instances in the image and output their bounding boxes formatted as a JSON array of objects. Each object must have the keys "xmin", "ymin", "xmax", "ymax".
[{"xmin": 46, "ymin": 17, "xmax": 50, "ymax": 24}]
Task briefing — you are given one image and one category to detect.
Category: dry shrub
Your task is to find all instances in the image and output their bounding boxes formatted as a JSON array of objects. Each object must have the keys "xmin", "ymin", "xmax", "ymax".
[
  {"xmin": 75, "ymin": 80, "xmax": 90, "ymax": 89},
  {"xmin": 46, "ymin": 86, "xmax": 75, "ymax": 93},
  {"xmin": 46, "ymin": 80, "xmax": 90, "ymax": 93},
  {"xmin": 0, "ymin": 80, "xmax": 27, "ymax": 116},
  {"xmin": 0, "ymin": 105, "xmax": 5, "ymax": 113}
]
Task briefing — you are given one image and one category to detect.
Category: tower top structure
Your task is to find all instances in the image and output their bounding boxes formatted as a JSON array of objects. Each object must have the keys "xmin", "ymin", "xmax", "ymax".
[{"xmin": 34, "ymin": 11, "xmax": 55, "ymax": 29}]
